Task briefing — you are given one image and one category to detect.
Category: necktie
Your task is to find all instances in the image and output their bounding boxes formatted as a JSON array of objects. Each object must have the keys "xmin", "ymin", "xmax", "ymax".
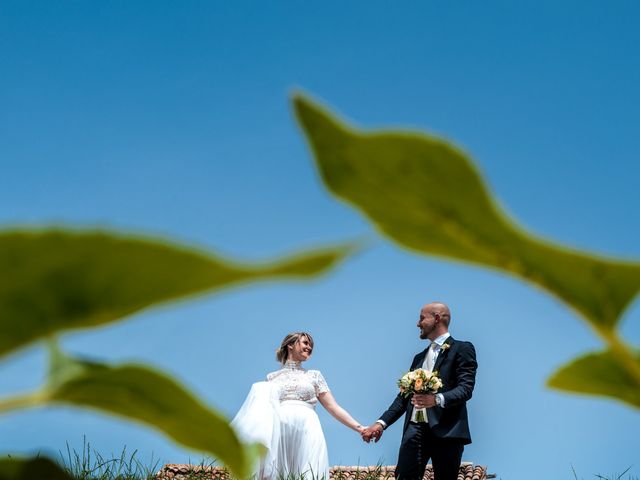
[{"xmin": 426, "ymin": 342, "xmax": 438, "ymax": 371}]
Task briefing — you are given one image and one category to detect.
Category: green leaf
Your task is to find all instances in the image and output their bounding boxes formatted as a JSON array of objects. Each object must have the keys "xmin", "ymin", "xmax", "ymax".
[
  {"xmin": 0, "ymin": 457, "xmax": 72, "ymax": 480},
  {"xmin": 293, "ymin": 93, "xmax": 640, "ymax": 332},
  {"xmin": 547, "ymin": 350, "xmax": 640, "ymax": 408},
  {"xmin": 46, "ymin": 348, "xmax": 254, "ymax": 478},
  {"xmin": 0, "ymin": 229, "xmax": 353, "ymax": 358}
]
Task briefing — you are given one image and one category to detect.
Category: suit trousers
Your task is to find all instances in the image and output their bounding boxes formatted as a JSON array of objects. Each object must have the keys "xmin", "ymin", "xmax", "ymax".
[{"xmin": 395, "ymin": 422, "xmax": 464, "ymax": 480}]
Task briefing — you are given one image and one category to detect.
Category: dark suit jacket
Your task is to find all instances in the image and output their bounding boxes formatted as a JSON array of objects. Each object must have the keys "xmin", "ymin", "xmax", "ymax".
[{"xmin": 379, "ymin": 336, "xmax": 477, "ymax": 445}]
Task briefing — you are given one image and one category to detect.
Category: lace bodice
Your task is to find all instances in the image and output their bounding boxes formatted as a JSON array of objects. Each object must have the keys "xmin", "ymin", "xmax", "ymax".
[{"xmin": 266, "ymin": 361, "xmax": 330, "ymax": 406}]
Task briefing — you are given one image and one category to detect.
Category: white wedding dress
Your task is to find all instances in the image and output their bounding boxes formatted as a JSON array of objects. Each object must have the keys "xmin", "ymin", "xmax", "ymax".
[{"xmin": 231, "ymin": 360, "xmax": 330, "ymax": 480}]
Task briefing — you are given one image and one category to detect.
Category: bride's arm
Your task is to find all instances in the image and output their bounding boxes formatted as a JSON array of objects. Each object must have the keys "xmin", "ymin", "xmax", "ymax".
[{"xmin": 318, "ymin": 391, "xmax": 364, "ymax": 433}]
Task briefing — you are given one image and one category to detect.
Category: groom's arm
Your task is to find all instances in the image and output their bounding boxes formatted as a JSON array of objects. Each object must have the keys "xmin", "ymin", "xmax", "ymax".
[
  {"xmin": 378, "ymin": 354, "xmax": 421, "ymax": 427},
  {"xmin": 362, "ymin": 387, "xmax": 409, "ymax": 442},
  {"xmin": 441, "ymin": 341, "xmax": 477, "ymax": 407},
  {"xmin": 378, "ymin": 392, "xmax": 409, "ymax": 428},
  {"xmin": 378, "ymin": 353, "xmax": 422, "ymax": 428}
]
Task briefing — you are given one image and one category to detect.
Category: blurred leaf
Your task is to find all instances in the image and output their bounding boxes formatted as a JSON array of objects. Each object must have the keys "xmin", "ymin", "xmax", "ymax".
[
  {"xmin": 547, "ymin": 350, "xmax": 640, "ymax": 408},
  {"xmin": 47, "ymin": 347, "xmax": 254, "ymax": 478},
  {"xmin": 0, "ymin": 456, "xmax": 72, "ymax": 480},
  {"xmin": 293, "ymin": 93, "xmax": 640, "ymax": 332},
  {"xmin": 0, "ymin": 229, "xmax": 353, "ymax": 358},
  {"xmin": 242, "ymin": 442, "xmax": 269, "ymax": 476}
]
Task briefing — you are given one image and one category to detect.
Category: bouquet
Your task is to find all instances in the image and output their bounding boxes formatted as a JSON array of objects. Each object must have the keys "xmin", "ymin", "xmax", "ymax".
[{"xmin": 397, "ymin": 369, "xmax": 443, "ymax": 422}]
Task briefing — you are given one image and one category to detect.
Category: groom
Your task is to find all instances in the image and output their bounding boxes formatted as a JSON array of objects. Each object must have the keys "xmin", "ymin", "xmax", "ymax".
[{"xmin": 362, "ymin": 302, "xmax": 478, "ymax": 480}]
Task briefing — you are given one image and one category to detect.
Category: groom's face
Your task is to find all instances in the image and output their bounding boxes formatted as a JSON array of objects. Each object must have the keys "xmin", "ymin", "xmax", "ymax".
[{"xmin": 417, "ymin": 308, "xmax": 438, "ymax": 340}]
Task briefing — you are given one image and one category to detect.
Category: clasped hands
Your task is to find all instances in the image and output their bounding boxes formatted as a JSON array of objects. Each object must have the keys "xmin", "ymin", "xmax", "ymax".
[
  {"xmin": 360, "ymin": 394, "xmax": 436, "ymax": 443},
  {"xmin": 360, "ymin": 422, "xmax": 383, "ymax": 443}
]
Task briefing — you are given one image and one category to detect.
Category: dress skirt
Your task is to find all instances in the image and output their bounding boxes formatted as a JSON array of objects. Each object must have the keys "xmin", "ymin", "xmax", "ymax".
[
  {"xmin": 276, "ymin": 400, "xmax": 329, "ymax": 480},
  {"xmin": 231, "ymin": 383, "xmax": 330, "ymax": 480}
]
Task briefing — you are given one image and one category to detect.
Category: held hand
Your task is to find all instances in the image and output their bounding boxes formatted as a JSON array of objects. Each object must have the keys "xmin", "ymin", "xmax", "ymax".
[
  {"xmin": 411, "ymin": 393, "xmax": 436, "ymax": 409},
  {"xmin": 361, "ymin": 423, "xmax": 383, "ymax": 443}
]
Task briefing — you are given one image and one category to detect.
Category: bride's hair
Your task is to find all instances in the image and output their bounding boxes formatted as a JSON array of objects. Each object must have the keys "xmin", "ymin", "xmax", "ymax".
[{"xmin": 276, "ymin": 332, "xmax": 314, "ymax": 364}]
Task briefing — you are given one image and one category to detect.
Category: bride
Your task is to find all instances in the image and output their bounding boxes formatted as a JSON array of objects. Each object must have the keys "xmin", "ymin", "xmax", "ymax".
[{"xmin": 231, "ymin": 332, "xmax": 364, "ymax": 480}]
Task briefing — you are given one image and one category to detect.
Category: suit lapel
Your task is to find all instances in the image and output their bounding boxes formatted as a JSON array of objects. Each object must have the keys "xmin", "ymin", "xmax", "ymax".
[
  {"xmin": 433, "ymin": 336, "xmax": 454, "ymax": 372},
  {"xmin": 412, "ymin": 348, "xmax": 428, "ymax": 370}
]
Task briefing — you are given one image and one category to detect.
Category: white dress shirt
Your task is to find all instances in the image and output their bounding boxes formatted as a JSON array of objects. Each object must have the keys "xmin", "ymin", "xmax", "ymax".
[{"xmin": 423, "ymin": 332, "xmax": 449, "ymax": 407}]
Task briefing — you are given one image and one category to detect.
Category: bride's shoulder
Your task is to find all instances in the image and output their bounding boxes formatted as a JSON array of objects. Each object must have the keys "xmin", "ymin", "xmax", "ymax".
[{"xmin": 266, "ymin": 369, "xmax": 284, "ymax": 381}]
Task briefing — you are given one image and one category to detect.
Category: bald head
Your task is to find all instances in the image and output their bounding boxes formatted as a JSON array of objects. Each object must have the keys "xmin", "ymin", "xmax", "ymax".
[
  {"xmin": 417, "ymin": 302, "xmax": 451, "ymax": 340},
  {"xmin": 427, "ymin": 302, "xmax": 451, "ymax": 326}
]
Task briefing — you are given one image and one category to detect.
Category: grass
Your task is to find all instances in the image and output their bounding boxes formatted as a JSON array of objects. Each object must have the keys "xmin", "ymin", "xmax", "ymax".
[
  {"xmin": 54, "ymin": 444, "xmax": 636, "ymax": 480},
  {"xmin": 55, "ymin": 441, "xmax": 393, "ymax": 480},
  {"xmin": 571, "ymin": 465, "xmax": 638, "ymax": 480},
  {"xmin": 58, "ymin": 437, "xmax": 160, "ymax": 480}
]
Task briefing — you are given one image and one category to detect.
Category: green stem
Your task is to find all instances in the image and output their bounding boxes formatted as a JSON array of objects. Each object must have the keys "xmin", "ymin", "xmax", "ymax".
[
  {"xmin": 598, "ymin": 328, "xmax": 640, "ymax": 386},
  {"xmin": 0, "ymin": 390, "xmax": 49, "ymax": 415}
]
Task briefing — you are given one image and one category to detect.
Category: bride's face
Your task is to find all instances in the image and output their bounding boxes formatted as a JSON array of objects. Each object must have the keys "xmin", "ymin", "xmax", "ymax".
[{"xmin": 288, "ymin": 336, "xmax": 313, "ymax": 362}]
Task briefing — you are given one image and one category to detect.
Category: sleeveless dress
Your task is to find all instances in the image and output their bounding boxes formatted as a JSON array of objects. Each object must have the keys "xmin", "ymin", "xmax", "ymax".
[{"xmin": 231, "ymin": 361, "xmax": 330, "ymax": 480}]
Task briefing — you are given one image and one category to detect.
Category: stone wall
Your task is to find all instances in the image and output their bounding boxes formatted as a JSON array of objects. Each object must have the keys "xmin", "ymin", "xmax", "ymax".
[{"xmin": 155, "ymin": 464, "xmax": 489, "ymax": 480}]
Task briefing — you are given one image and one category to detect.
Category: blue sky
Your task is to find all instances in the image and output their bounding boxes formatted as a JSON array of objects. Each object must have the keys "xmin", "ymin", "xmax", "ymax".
[{"xmin": 1, "ymin": 1, "xmax": 639, "ymax": 478}]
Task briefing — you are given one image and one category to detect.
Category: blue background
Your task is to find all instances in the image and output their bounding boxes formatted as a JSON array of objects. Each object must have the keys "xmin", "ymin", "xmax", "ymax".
[{"xmin": 1, "ymin": 1, "xmax": 639, "ymax": 478}]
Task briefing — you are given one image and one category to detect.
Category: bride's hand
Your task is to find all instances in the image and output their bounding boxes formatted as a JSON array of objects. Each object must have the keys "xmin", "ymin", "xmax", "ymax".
[{"xmin": 361, "ymin": 423, "xmax": 383, "ymax": 443}]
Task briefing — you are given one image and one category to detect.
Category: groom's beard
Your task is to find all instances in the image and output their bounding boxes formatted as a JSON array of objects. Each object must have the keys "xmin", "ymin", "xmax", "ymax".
[{"xmin": 419, "ymin": 325, "xmax": 435, "ymax": 339}]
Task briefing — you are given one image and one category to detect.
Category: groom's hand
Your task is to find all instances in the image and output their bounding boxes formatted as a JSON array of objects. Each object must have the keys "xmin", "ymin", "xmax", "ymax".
[
  {"xmin": 361, "ymin": 423, "xmax": 383, "ymax": 443},
  {"xmin": 411, "ymin": 393, "xmax": 436, "ymax": 409}
]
